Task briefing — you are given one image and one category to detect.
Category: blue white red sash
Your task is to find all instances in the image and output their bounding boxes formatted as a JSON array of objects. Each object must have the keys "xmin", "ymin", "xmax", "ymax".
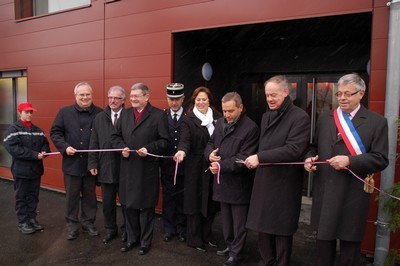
[{"xmin": 333, "ymin": 107, "xmax": 366, "ymax": 155}]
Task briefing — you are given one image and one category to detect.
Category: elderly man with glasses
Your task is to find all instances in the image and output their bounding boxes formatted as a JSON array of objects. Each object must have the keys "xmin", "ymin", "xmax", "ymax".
[{"xmin": 304, "ymin": 73, "xmax": 389, "ymax": 265}]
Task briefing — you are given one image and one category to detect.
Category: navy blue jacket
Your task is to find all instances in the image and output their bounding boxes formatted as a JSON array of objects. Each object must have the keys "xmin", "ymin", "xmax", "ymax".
[
  {"xmin": 4, "ymin": 120, "xmax": 50, "ymax": 179},
  {"xmin": 50, "ymin": 103, "xmax": 102, "ymax": 177}
]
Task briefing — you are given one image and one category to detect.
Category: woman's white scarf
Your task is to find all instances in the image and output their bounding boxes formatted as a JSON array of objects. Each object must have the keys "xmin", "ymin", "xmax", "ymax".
[{"xmin": 193, "ymin": 106, "xmax": 215, "ymax": 135}]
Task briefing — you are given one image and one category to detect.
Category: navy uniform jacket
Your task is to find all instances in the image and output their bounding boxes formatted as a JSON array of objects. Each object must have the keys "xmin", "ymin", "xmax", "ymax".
[
  {"xmin": 160, "ymin": 108, "xmax": 185, "ymax": 177},
  {"xmin": 4, "ymin": 120, "xmax": 50, "ymax": 179}
]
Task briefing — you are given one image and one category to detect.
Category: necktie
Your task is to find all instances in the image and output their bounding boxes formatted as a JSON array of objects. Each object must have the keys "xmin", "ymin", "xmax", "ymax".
[
  {"xmin": 173, "ymin": 113, "xmax": 178, "ymax": 126},
  {"xmin": 113, "ymin": 113, "xmax": 118, "ymax": 128}
]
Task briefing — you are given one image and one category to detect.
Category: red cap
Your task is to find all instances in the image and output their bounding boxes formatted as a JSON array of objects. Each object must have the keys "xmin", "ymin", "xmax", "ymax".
[{"xmin": 17, "ymin": 102, "xmax": 37, "ymax": 112}]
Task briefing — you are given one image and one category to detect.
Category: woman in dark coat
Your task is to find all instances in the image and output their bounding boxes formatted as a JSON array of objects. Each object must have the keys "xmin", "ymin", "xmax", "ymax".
[{"xmin": 175, "ymin": 86, "xmax": 221, "ymax": 252}]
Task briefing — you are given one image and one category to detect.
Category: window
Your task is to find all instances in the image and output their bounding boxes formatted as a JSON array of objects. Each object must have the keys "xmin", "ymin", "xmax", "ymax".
[
  {"xmin": 15, "ymin": 0, "xmax": 91, "ymax": 20},
  {"xmin": 0, "ymin": 70, "xmax": 27, "ymax": 167}
]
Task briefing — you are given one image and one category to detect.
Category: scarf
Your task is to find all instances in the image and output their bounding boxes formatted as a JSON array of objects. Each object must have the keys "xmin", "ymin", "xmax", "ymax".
[
  {"xmin": 20, "ymin": 119, "xmax": 32, "ymax": 129},
  {"xmin": 193, "ymin": 106, "xmax": 215, "ymax": 135}
]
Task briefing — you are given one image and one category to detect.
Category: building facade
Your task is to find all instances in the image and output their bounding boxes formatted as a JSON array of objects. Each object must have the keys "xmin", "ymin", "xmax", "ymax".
[{"xmin": 0, "ymin": 0, "xmax": 398, "ymax": 255}]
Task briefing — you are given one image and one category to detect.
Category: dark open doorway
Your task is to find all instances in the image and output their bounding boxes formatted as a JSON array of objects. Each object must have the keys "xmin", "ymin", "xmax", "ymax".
[
  {"xmin": 173, "ymin": 12, "xmax": 372, "ymax": 125},
  {"xmin": 173, "ymin": 12, "xmax": 372, "ymax": 196}
]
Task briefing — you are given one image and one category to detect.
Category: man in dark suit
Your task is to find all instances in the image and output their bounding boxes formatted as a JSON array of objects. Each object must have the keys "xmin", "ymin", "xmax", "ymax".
[
  {"xmin": 160, "ymin": 83, "xmax": 187, "ymax": 242},
  {"xmin": 50, "ymin": 82, "xmax": 102, "ymax": 240},
  {"xmin": 205, "ymin": 92, "xmax": 259, "ymax": 266},
  {"xmin": 244, "ymin": 75, "xmax": 310, "ymax": 265},
  {"xmin": 111, "ymin": 83, "xmax": 169, "ymax": 255},
  {"xmin": 89, "ymin": 85, "xmax": 127, "ymax": 244},
  {"xmin": 304, "ymin": 73, "xmax": 389, "ymax": 265}
]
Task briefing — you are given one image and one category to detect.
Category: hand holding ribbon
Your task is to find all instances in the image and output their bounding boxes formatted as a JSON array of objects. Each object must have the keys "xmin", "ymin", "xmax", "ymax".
[{"xmin": 304, "ymin": 155, "xmax": 319, "ymax": 172}]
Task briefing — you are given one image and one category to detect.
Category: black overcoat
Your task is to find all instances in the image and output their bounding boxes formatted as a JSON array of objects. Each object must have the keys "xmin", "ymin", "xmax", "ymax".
[
  {"xmin": 204, "ymin": 113, "xmax": 259, "ymax": 204},
  {"xmin": 50, "ymin": 103, "xmax": 102, "ymax": 177},
  {"xmin": 88, "ymin": 106, "xmax": 121, "ymax": 184},
  {"xmin": 307, "ymin": 106, "xmax": 388, "ymax": 241},
  {"xmin": 178, "ymin": 111, "xmax": 221, "ymax": 216},
  {"xmin": 246, "ymin": 98, "xmax": 310, "ymax": 236},
  {"xmin": 111, "ymin": 104, "xmax": 169, "ymax": 209}
]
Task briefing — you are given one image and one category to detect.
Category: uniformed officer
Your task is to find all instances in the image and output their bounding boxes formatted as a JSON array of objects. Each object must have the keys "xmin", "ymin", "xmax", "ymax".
[
  {"xmin": 160, "ymin": 83, "xmax": 187, "ymax": 242},
  {"xmin": 4, "ymin": 102, "xmax": 51, "ymax": 234}
]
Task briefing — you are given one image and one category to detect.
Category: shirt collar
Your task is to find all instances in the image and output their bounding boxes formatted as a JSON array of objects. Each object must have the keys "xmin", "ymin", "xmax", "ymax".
[{"xmin": 170, "ymin": 107, "xmax": 183, "ymax": 117}]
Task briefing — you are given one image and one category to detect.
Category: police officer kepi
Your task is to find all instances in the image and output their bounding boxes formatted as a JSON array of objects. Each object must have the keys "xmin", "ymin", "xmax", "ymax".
[{"xmin": 161, "ymin": 83, "xmax": 187, "ymax": 242}]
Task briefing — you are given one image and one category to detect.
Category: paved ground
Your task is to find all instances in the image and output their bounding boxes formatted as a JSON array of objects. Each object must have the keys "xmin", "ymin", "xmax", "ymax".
[{"xmin": 0, "ymin": 178, "xmax": 371, "ymax": 265}]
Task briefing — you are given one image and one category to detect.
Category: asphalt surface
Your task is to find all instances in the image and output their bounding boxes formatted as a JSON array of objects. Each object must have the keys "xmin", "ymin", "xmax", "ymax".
[{"xmin": 0, "ymin": 178, "xmax": 370, "ymax": 265}]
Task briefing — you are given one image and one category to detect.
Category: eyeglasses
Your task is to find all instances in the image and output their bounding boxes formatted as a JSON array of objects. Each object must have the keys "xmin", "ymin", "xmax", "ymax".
[
  {"xmin": 335, "ymin": 90, "xmax": 361, "ymax": 98},
  {"xmin": 130, "ymin": 94, "xmax": 146, "ymax": 99},
  {"xmin": 108, "ymin": 96, "xmax": 123, "ymax": 100}
]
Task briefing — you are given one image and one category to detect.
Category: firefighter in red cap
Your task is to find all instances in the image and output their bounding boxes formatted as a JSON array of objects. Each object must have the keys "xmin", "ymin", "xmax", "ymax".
[{"xmin": 4, "ymin": 102, "xmax": 51, "ymax": 234}]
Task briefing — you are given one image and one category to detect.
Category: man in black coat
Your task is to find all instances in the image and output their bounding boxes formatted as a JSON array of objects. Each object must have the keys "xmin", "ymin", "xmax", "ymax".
[
  {"xmin": 205, "ymin": 92, "xmax": 259, "ymax": 266},
  {"xmin": 50, "ymin": 82, "xmax": 102, "ymax": 240},
  {"xmin": 244, "ymin": 75, "xmax": 310, "ymax": 265},
  {"xmin": 111, "ymin": 83, "xmax": 169, "ymax": 255},
  {"xmin": 4, "ymin": 102, "xmax": 51, "ymax": 234},
  {"xmin": 88, "ymin": 85, "xmax": 126, "ymax": 244},
  {"xmin": 304, "ymin": 73, "xmax": 389, "ymax": 265},
  {"xmin": 160, "ymin": 83, "xmax": 187, "ymax": 242}
]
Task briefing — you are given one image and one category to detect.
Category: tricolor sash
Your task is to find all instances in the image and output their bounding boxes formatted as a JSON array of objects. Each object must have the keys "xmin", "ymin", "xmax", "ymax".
[{"xmin": 333, "ymin": 107, "xmax": 366, "ymax": 155}]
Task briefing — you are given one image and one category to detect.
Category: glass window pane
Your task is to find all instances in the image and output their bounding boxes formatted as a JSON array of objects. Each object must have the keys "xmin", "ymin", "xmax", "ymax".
[
  {"xmin": 0, "ymin": 79, "xmax": 14, "ymax": 124},
  {"xmin": 0, "ymin": 78, "xmax": 14, "ymax": 167},
  {"xmin": 307, "ymin": 82, "xmax": 336, "ymax": 117},
  {"xmin": 16, "ymin": 77, "xmax": 27, "ymax": 104}
]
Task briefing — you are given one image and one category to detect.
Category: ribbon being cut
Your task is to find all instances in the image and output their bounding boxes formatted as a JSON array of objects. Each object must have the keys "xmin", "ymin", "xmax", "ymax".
[
  {"xmin": 44, "ymin": 148, "xmax": 399, "ymax": 201},
  {"xmin": 233, "ymin": 159, "xmax": 400, "ymax": 201},
  {"xmin": 44, "ymin": 149, "xmax": 179, "ymax": 185}
]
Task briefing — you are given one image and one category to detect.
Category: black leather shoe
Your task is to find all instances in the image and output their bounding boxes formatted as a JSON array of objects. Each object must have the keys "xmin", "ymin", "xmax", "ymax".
[
  {"xmin": 67, "ymin": 230, "xmax": 78, "ymax": 240},
  {"xmin": 18, "ymin": 222, "xmax": 35, "ymax": 234},
  {"xmin": 82, "ymin": 225, "xmax": 99, "ymax": 236},
  {"xmin": 194, "ymin": 246, "xmax": 206, "ymax": 253},
  {"xmin": 207, "ymin": 240, "xmax": 218, "ymax": 248},
  {"xmin": 178, "ymin": 233, "xmax": 186, "ymax": 242},
  {"xmin": 223, "ymin": 257, "xmax": 238, "ymax": 266},
  {"xmin": 103, "ymin": 232, "xmax": 117, "ymax": 244},
  {"xmin": 120, "ymin": 242, "xmax": 135, "ymax": 252},
  {"xmin": 138, "ymin": 246, "xmax": 150, "ymax": 255},
  {"xmin": 163, "ymin": 233, "xmax": 172, "ymax": 242},
  {"xmin": 121, "ymin": 231, "xmax": 127, "ymax": 242},
  {"xmin": 29, "ymin": 218, "xmax": 44, "ymax": 231},
  {"xmin": 216, "ymin": 247, "xmax": 230, "ymax": 256}
]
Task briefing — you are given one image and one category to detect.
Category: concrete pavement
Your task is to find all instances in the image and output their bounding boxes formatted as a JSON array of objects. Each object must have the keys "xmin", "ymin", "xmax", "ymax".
[{"xmin": 0, "ymin": 178, "xmax": 371, "ymax": 265}]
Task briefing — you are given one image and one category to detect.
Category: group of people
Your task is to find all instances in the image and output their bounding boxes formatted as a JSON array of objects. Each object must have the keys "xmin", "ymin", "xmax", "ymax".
[{"xmin": 4, "ymin": 73, "xmax": 388, "ymax": 266}]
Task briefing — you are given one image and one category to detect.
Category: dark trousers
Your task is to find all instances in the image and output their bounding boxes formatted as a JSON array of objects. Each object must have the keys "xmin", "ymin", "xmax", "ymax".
[
  {"xmin": 258, "ymin": 233, "xmax": 293, "ymax": 266},
  {"xmin": 316, "ymin": 239, "xmax": 361, "ymax": 266},
  {"xmin": 221, "ymin": 202, "xmax": 249, "ymax": 259},
  {"xmin": 63, "ymin": 174, "xmax": 97, "ymax": 231},
  {"xmin": 14, "ymin": 177, "xmax": 41, "ymax": 223},
  {"xmin": 125, "ymin": 207, "xmax": 155, "ymax": 248},
  {"xmin": 186, "ymin": 212, "xmax": 216, "ymax": 248},
  {"xmin": 101, "ymin": 183, "xmax": 125, "ymax": 234},
  {"xmin": 161, "ymin": 173, "xmax": 186, "ymax": 236}
]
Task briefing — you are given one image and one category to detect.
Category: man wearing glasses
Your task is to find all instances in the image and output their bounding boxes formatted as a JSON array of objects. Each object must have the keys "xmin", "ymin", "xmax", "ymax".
[
  {"xmin": 111, "ymin": 83, "xmax": 169, "ymax": 255},
  {"xmin": 304, "ymin": 73, "xmax": 389, "ymax": 265},
  {"xmin": 51, "ymin": 82, "xmax": 103, "ymax": 240},
  {"xmin": 89, "ymin": 86, "xmax": 127, "ymax": 244}
]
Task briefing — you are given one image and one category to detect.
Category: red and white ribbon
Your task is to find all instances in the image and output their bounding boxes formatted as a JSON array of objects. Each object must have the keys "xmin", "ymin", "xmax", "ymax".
[
  {"xmin": 234, "ymin": 159, "xmax": 399, "ymax": 201},
  {"xmin": 215, "ymin": 162, "xmax": 221, "ymax": 184},
  {"xmin": 45, "ymin": 149, "xmax": 179, "ymax": 185}
]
